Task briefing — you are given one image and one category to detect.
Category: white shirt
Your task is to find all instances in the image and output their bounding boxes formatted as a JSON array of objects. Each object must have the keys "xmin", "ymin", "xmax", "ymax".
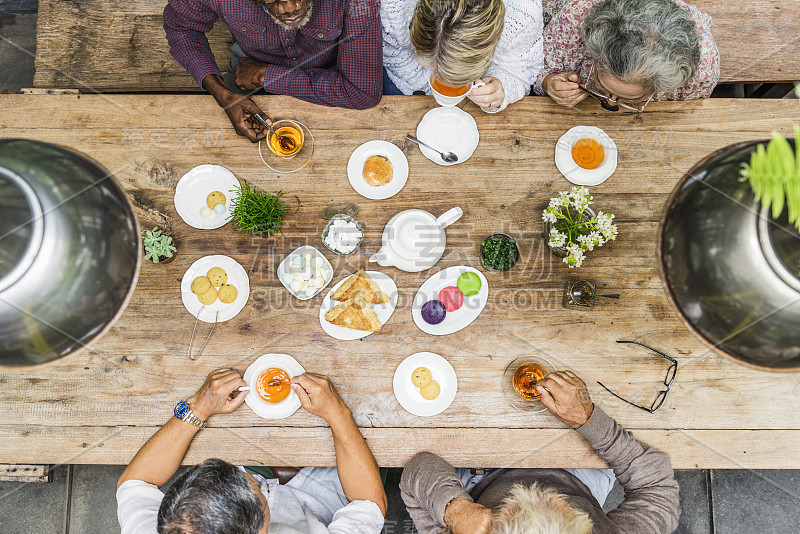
[
  {"xmin": 381, "ymin": 0, "xmax": 544, "ymax": 112},
  {"xmin": 117, "ymin": 467, "xmax": 384, "ymax": 534}
]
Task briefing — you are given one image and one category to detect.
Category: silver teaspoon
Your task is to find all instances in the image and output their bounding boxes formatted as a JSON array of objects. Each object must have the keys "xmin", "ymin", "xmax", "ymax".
[{"xmin": 406, "ymin": 135, "xmax": 458, "ymax": 163}]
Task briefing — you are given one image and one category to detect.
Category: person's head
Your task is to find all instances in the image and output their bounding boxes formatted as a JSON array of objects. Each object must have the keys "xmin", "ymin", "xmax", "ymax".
[
  {"xmin": 491, "ymin": 483, "xmax": 593, "ymax": 534},
  {"xmin": 158, "ymin": 458, "xmax": 268, "ymax": 534},
  {"xmin": 259, "ymin": 0, "xmax": 313, "ymax": 29},
  {"xmin": 582, "ymin": 0, "xmax": 700, "ymax": 102},
  {"xmin": 410, "ymin": 0, "xmax": 506, "ymax": 86}
]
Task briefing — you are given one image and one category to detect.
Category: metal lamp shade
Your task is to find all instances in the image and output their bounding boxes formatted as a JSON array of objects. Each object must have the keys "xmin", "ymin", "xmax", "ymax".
[
  {"xmin": 0, "ymin": 140, "xmax": 140, "ymax": 367},
  {"xmin": 659, "ymin": 140, "xmax": 800, "ymax": 371}
]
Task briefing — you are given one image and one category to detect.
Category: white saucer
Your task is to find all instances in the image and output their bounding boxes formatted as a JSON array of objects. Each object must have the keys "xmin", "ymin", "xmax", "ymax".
[
  {"xmin": 412, "ymin": 266, "xmax": 489, "ymax": 335},
  {"xmin": 174, "ymin": 165, "xmax": 239, "ymax": 229},
  {"xmin": 347, "ymin": 140, "xmax": 409, "ymax": 200},
  {"xmin": 555, "ymin": 126, "xmax": 618, "ymax": 186},
  {"xmin": 415, "ymin": 107, "xmax": 479, "ymax": 166},
  {"xmin": 243, "ymin": 353, "xmax": 305, "ymax": 419},
  {"xmin": 180, "ymin": 255, "xmax": 250, "ymax": 323},
  {"xmin": 393, "ymin": 352, "xmax": 457, "ymax": 417},
  {"xmin": 319, "ymin": 271, "xmax": 398, "ymax": 340}
]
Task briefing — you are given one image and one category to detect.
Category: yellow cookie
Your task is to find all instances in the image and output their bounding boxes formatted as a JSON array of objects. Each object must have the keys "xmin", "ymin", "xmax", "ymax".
[
  {"xmin": 206, "ymin": 191, "xmax": 226, "ymax": 209},
  {"xmin": 198, "ymin": 286, "xmax": 218, "ymax": 305},
  {"xmin": 411, "ymin": 367, "xmax": 432, "ymax": 388},
  {"xmin": 420, "ymin": 381, "xmax": 440, "ymax": 401},
  {"xmin": 207, "ymin": 267, "xmax": 227, "ymax": 287},
  {"xmin": 218, "ymin": 284, "xmax": 238, "ymax": 304},
  {"xmin": 190, "ymin": 276, "xmax": 211, "ymax": 295}
]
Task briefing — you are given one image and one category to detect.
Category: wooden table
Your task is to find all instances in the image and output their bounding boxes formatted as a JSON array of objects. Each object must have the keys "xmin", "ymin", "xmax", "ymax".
[{"xmin": 1, "ymin": 95, "xmax": 799, "ymax": 469}]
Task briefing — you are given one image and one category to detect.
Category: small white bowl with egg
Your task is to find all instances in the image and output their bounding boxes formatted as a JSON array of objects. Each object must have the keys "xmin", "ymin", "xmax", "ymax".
[{"xmin": 277, "ymin": 246, "xmax": 334, "ymax": 300}]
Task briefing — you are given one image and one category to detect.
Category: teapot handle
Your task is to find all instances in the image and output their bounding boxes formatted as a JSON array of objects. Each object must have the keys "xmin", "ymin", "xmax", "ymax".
[{"xmin": 436, "ymin": 207, "xmax": 463, "ymax": 229}]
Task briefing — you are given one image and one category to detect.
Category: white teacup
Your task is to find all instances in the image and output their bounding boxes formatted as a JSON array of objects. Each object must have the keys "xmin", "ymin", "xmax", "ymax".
[{"xmin": 429, "ymin": 75, "xmax": 486, "ymax": 106}]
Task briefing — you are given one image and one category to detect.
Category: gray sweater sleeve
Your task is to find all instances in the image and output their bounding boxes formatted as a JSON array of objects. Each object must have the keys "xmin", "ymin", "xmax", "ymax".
[{"xmin": 577, "ymin": 406, "xmax": 681, "ymax": 534}]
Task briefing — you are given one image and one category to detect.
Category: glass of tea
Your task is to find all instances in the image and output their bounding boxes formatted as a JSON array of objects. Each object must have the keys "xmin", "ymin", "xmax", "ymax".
[
  {"xmin": 502, "ymin": 355, "xmax": 557, "ymax": 412},
  {"xmin": 429, "ymin": 74, "xmax": 484, "ymax": 106},
  {"xmin": 267, "ymin": 120, "xmax": 304, "ymax": 158}
]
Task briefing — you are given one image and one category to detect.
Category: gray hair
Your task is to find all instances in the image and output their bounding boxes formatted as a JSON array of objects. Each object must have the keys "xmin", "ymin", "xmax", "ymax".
[
  {"xmin": 491, "ymin": 483, "xmax": 593, "ymax": 534},
  {"xmin": 157, "ymin": 458, "xmax": 265, "ymax": 534},
  {"xmin": 582, "ymin": 0, "xmax": 701, "ymax": 93}
]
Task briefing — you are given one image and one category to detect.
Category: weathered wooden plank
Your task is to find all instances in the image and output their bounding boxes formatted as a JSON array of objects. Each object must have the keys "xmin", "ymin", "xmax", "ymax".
[
  {"xmin": 0, "ymin": 464, "xmax": 52, "ymax": 483},
  {"xmin": 0, "ymin": 96, "xmax": 799, "ymax": 468},
  {"xmin": 1, "ymin": 426, "xmax": 799, "ymax": 469},
  {"xmin": 32, "ymin": 0, "xmax": 800, "ymax": 91}
]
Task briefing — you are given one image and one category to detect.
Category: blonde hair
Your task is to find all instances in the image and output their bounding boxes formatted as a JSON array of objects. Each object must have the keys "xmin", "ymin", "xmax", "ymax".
[
  {"xmin": 491, "ymin": 483, "xmax": 594, "ymax": 534},
  {"xmin": 410, "ymin": 0, "xmax": 506, "ymax": 86}
]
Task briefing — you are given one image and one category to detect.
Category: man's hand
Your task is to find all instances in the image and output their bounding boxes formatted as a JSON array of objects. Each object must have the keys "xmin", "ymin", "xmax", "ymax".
[
  {"xmin": 235, "ymin": 57, "xmax": 268, "ymax": 91},
  {"xmin": 542, "ymin": 72, "xmax": 588, "ymax": 107},
  {"xmin": 202, "ymin": 73, "xmax": 268, "ymax": 142},
  {"xmin": 467, "ymin": 76, "xmax": 505, "ymax": 111},
  {"xmin": 290, "ymin": 373, "xmax": 350, "ymax": 425},
  {"xmin": 444, "ymin": 497, "xmax": 493, "ymax": 534},
  {"xmin": 187, "ymin": 369, "xmax": 247, "ymax": 421},
  {"xmin": 535, "ymin": 370, "xmax": 594, "ymax": 429}
]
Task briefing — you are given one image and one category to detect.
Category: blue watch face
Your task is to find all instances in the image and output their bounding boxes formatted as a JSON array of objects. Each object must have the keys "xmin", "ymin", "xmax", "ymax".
[{"xmin": 174, "ymin": 400, "xmax": 189, "ymax": 419}]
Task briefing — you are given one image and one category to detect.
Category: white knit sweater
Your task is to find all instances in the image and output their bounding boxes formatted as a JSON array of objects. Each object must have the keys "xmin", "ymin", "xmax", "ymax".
[{"xmin": 382, "ymin": 0, "xmax": 544, "ymax": 112}]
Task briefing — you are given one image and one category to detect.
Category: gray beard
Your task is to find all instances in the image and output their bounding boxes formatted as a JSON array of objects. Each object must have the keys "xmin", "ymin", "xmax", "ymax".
[{"xmin": 267, "ymin": 0, "xmax": 313, "ymax": 30}]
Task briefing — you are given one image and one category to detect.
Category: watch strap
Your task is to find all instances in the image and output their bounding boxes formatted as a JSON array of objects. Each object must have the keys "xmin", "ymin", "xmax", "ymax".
[{"xmin": 181, "ymin": 411, "xmax": 207, "ymax": 429}]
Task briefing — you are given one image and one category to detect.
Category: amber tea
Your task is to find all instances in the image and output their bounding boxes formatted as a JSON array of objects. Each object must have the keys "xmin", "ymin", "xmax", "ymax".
[
  {"xmin": 513, "ymin": 363, "xmax": 546, "ymax": 400},
  {"xmin": 267, "ymin": 122, "xmax": 303, "ymax": 158}
]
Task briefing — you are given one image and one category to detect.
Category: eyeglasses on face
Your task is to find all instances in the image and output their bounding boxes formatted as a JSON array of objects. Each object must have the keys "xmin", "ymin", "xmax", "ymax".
[
  {"xmin": 597, "ymin": 340, "xmax": 677, "ymax": 414},
  {"xmin": 578, "ymin": 65, "xmax": 655, "ymax": 113}
]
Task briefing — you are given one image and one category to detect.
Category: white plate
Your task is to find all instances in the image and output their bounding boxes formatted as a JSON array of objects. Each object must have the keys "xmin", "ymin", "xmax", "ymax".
[
  {"xmin": 319, "ymin": 271, "xmax": 398, "ymax": 340},
  {"xmin": 347, "ymin": 140, "xmax": 409, "ymax": 200},
  {"xmin": 243, "ymin": 353, "xmax": 305, "ymax": 419},
  {"xmin": 393, "ymin": 352, "xmax": 457, "ymax": 417},
  {"xmin": 180, "ymin": 255, "xmax": 250, "ymax": 323},
  {"xmin": 555, "ymin": 126, "xmax": 618, "ymax": 186},
  {"xmin": 277, "ymin": 246, "xmax": 334, "ymax": 300},
  {"xmin": 174, "ymin": 164, "xmax": 239, "ymax": 229},
  {"xmin": 415, "ymin": 107, "xmax": 479, "ymax": 166},
  {"xmin": 412, "ymin": 266, "xmax": 488, "ymax": 335}
]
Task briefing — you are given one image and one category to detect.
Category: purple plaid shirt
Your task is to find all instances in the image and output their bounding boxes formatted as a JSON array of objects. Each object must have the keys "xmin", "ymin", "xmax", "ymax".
[{"xmin": 164, "ymin": 0, "xmax": 382, "ymax": 109}]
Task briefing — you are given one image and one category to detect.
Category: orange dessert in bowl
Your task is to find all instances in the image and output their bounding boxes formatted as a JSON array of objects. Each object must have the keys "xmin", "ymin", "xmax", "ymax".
[{"xmin": 255, "ymin": 367, "xmax": 292, "ymax": 403}]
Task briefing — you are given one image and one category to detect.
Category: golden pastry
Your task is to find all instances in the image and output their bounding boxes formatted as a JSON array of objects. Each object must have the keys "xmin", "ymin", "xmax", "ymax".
[
  {"xmin": 362, "ymin": 155, "xmax": 393, "ymax": 186},
  {"xmin": 331, "ymin": 270, "xmax": 390, "ymax": 304},
  {"xmin": 218, "ymin": 284, "xmax": 238, "ymax": 304},
  {"xmin": 411, "ymin": 367, "xmax": 432, "ymax": 388},
  {"xmin": 324, "ymin": 297, "xmax": 382, "ymax": 332},
  {"xmin": 206, "ymin": 267, "xmax": 227, "ymax": 287},
  {"xmin": 191, "ymin": 276, "xmax": 211, "ymax": 295},
  {"xmin": 198, "ymin": 286, "xmax": 218, "ymax": 305},
  {"xmin": 206, "ymin": 191, "xmax": 226, "ymax": 209},
  {"xmin": 420, "ymin": 381, "xmax": 441, "ymax": 401}
]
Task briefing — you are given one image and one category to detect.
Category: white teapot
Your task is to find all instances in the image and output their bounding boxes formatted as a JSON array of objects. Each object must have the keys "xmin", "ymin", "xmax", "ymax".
[{"xmin": 369, "ymin": 207, "xmax": 462, "ymax": 272}]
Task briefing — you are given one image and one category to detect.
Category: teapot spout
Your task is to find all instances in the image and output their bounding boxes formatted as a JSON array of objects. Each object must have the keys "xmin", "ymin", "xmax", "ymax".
[{"xmin": 369, "ymin": 250, "xmax": 390, "ymax": 265}]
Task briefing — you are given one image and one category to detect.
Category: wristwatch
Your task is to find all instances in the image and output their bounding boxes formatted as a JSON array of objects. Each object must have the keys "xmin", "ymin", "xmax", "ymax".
[{"xmin": 174, "ymin": 400, "xmax": 207, "ymax": 429}]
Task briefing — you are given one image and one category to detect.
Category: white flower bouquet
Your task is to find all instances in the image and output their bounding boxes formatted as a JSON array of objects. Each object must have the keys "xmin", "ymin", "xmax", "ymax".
[{"xmin": 542, "ymin": 186, "xmax": 618, "ymax": 268}]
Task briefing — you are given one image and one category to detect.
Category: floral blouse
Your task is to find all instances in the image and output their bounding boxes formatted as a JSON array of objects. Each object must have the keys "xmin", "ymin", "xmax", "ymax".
[{"xmin": 533, "ymin": 0, "xmax": 720, "ymax": 100}]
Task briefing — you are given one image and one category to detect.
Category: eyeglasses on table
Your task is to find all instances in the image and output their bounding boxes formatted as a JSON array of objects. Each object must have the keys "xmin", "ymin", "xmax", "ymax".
[{"xmin": 597, "ymin": 340, "xmax": 677, "ymax": 414}]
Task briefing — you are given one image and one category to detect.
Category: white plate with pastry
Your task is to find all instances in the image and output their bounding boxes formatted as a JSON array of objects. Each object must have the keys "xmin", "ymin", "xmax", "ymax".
[
  {"xmin": 180, "ymin": 255, "xmax": 250, "ymax": 323},
  {"xmin": 243, "ymin": 353, "xmax": 305, "ymax": 419},
  {"xmin": 347, "ymin": 140, "xmax": 409, "ymax": 200},
  {"xmin": 174, "ymin": 164, "xmax": 239, "ymax": 229},
  {"xmin": 412, "ymin": 266, "xmax": 488, "ymax": 335},
  {"xmin": 393, "ymin": 352, "xmax": 458, "ymax": 417},
  {"xmin": 319, "ymin": 270, "xmax": 398, "ymax": 340}
]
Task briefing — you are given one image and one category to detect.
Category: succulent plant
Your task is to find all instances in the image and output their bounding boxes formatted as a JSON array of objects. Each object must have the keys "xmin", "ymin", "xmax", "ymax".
[{"xmin": 142, "ymin": 227, "xmax": 176, "ymax": 263}]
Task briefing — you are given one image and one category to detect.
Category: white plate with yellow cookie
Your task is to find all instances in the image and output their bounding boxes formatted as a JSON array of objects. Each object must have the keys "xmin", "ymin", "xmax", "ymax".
[
  {"xmin": 393, "ymin": 352, "xmax": 457, "ymax": 417},
  {"xmin": 174, "ymin": 164, "xmax": 239, "ymax": 230},
  {"xmin": 181, "ymin": 254, "xmax": 250, "ymax": 323}
]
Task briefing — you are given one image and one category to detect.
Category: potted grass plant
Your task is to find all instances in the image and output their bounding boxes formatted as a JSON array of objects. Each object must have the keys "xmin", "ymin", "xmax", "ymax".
[
  {"xmin": 228, "ymin": 181, "xmax": 289, "ymax": 237},
  {"xmin": 142, "ymin": 227, "xmax": 177, "ymax": 264}
]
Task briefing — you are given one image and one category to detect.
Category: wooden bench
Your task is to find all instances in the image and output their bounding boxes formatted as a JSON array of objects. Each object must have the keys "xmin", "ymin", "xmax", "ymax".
[{"xmin": 32, "ymin": 0, "xmax": 800, "ymax": 92}]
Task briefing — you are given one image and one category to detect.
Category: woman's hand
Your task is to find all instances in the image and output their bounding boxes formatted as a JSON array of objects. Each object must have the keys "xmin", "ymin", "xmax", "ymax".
[
  {"xmin": 467, "ymin": 76, "xmax": 505, "ymax": 111},
  {"xmin": 187, "ymin": 368, "xmax": 248, "ymax": 421},
  {"xmin": 542, "ymin": 72, "xmax": 588, "ymax": 107},
  {"xmin": 535, "ymin": 370, "xmax": 594, "ymax": 428}
]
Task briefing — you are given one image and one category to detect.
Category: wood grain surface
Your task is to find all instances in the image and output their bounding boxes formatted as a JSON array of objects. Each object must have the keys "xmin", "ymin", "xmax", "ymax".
[
  {"xmin": 32, "ymin": 0, "xmax": 800, "ymax": 91},
  {"xmin": 0, "ymin": 95, "xmax": 799, "ymax": 468}
]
